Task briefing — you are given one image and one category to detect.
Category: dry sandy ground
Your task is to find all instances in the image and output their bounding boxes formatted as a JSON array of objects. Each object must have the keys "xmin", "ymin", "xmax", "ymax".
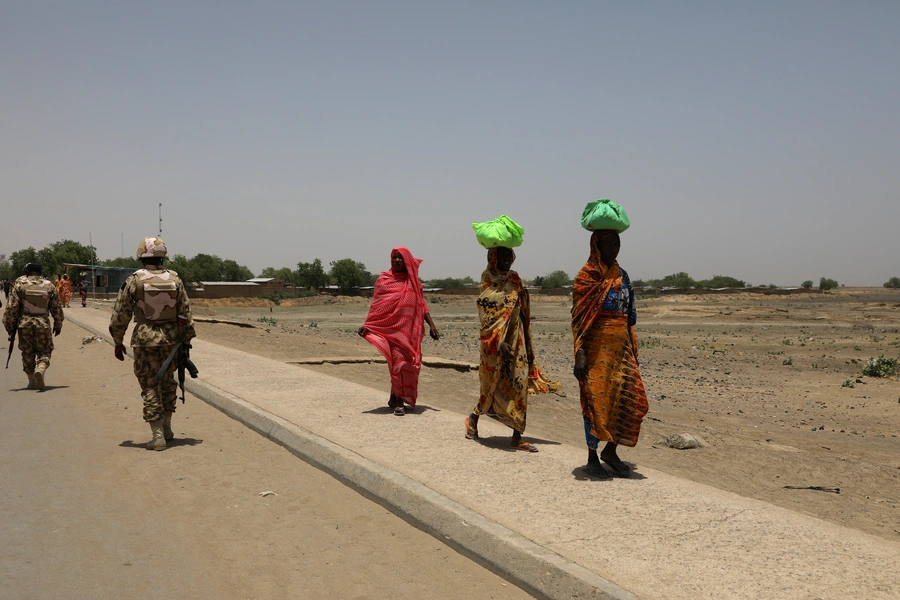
[
  {"xmin": 0, "ymin": 326, "xmax": 532, "ymax": 600},
  {"xmin": 187, "ymin": 289, "xmax": 900, "ymax": 542}
]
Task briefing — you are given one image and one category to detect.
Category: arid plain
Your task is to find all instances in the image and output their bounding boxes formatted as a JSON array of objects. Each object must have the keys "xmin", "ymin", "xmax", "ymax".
[{"xmin": 188, "ymin": 288, "xmax": 900, "ymax": 541}]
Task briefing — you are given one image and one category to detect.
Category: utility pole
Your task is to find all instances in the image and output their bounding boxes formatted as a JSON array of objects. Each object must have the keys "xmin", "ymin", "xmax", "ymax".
[
  {"xmin": 89, "ymin": 232, "xmax": 96, "ymax": 301},
  {"xmin": 159, "ymin": 203, "xmax": 163, "ymax": 236}
]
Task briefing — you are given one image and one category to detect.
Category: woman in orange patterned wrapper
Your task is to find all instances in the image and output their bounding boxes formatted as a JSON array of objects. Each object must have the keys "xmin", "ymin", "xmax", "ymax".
[
  {"xmin": 465, "ymin": 247, "xmax": 560, "ymax": 452},
  {"xmin": 572, "ymin": 230, "xmax": 649, "ymax": 479},
  {"xmin": 58, "ymin": 274, "xmax": 73, "ymax": 308}
]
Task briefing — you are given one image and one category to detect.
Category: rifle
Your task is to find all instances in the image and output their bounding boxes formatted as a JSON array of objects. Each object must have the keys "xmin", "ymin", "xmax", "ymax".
[
  {"xmin": 5, "ymin": 329, "xmax": 15, "ymax": 369},
  {"xmin": 6, "ymin": 302, "xmax": 22, "ymax": 369},
  {"xmin": 156, "ymin": 326, "xmax": 199, "ymax": 403}
]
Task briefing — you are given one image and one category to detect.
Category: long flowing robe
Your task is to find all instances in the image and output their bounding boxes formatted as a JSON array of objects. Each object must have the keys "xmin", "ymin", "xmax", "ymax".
[
  {"xmin": 572, "ymin": 230, "xmax": 649, "ymax": 448},
  {"xmin": 474, "ymin": 248, "xmax": 560, "ymax": 433},
  {"xmin": 58, "ymin": 278, "xmax": 73, "ymax": 307},
  {"xmin": 361, "ymin": 247, "xmax": 429, "ymax": 406}
]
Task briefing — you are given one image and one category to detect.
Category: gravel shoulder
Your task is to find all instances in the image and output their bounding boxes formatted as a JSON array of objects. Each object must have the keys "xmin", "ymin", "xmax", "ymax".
[{"xmin": 188, "ymin": 289, "xmax": 900, "ymax": 541}]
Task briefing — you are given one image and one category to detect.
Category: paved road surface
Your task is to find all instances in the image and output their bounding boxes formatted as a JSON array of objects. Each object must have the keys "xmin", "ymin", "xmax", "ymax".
[{"xmin": 0, "ymin": 321, "xmax": 532, "ymax": 600}]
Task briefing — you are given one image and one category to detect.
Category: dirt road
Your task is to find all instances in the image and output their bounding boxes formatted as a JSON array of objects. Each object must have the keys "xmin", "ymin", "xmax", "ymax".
[{"xmin": 0, "ymin": 322, "xmax": 532, "ymax": 600}]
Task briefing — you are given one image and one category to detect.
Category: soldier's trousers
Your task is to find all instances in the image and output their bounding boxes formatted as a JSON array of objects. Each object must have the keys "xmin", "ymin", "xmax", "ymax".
[
  {"xmin": 133, "ymin": 346, "xmax": 178, "ymax": 422},
  {"xmin": 17, "ymin": 326, "xmax": 54, "ymax": 373}
]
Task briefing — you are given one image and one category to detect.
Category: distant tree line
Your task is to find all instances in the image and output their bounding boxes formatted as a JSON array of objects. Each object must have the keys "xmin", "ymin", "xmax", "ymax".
[
  {"xmin": 630, "ymin": 273, "xmax": 746, "ymax": 289},
  {"xmin": 260, "ymin": 258, "xmax": 378, "ymax": 293},
  {"xmin": 626, "ymin": 273, "xmax": 849, "ymax": 291},
  {"xmin": 2, "ymin": 240, "xmax": 98, "ymax": 281},
  {"xmin": 3, "ymin": 241, "xmax": 894, "ymax": 294},
  {"xmin": 0, "ymin": 240, "xmax": 254, "ymax": 285}
]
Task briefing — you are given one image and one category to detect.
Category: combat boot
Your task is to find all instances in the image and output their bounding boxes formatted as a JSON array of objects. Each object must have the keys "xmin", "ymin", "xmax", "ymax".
[
  {"xmin": 162, "ymin": 411, "xmax": 174, "ymax": 441},
  {"xmin": 33, "ymin": 364, "xmax": 47, "ymax": 391},
  {"xmin": 147, "ymin": 419, "xmax": 166, "ymax": 451},
  {"xmin": 26, "ymin": 371, "xmax": 36, "ymax": 389}
]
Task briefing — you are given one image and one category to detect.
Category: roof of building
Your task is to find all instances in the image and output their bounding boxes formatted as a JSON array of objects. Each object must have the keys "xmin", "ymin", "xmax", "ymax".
[
  {"xmin": 247, "ymin": 277, "xmax": 276, "ymax": 283},
  {"xmin": 198, "ymin": 281, "xmax": 260, "ymax": 286},
  {"xmin": 62, "ymin": 263, "xmax": 138, "ymax": 272}
]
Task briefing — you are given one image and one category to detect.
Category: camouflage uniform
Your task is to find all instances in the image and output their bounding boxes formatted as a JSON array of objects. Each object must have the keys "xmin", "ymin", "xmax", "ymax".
[
  {"xmin": 3, "ymin": 274, "xmax": 64, "ymax": 387},
  {"xmin": 109, "ymin": 267, "xmax": 195, "ymax": 423}
]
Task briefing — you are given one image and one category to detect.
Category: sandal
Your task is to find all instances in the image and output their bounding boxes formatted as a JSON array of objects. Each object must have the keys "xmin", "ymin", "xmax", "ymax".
[
  {"xmin": 465, "ymin": 417, "xmax": 479, "ymax": 440},
  {"xmin": 509, "ymin": 442, "xmax": 538, "ymax": 453},
  {"xmin": 582, "ymin": 464, "xmax": 611, "ymax": 479},
  {"xmin": 393, "ymin": 406, "xmax": 405, "ymax": 416},
  {"xmin": 601, "ymin": 457, "xmax": 631, "ymax": 478}
]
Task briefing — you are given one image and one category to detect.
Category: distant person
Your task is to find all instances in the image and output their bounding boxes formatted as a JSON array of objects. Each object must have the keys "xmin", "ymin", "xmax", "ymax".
[
  {"xmin": 3, "ymin": 279, "xmax": 12, "ymax": 299},
  {"xmin": 77, "ymin": 277, "xmax": 88, "ymax": 307},
  {"xmin": 58, "ymin": 274, "xmax": 73, "ymax": 308},
  {"xmin": 3, "ymin": 263, "xmax": 64, "ymax": 390},
  {"xmin": 358, "ymin": 247, "xmax": 439, "ymax": 416},
  {"xmin": 464, "ymin": 228, "xmax": 560, "ymax": 451},
  {"xmin": 572, "ymin": 199, "xmax": 649, "ymax": 479},
  {"xmin": 110, "ymin": 237, "xmax": 196, "ymax": 451}
]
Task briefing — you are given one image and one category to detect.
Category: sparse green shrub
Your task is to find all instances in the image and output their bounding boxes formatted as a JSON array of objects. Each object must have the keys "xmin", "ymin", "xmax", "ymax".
[
  {"xmin": 540, "ymin": 270, "xmax": 572, "ymax": 289},
  {"xmin": 260, "ymin": 291, "xmax": 316, "ymax": 305},
  {"xmin": 861, "ymin": 355, "xmax": 898, "ymax": 378},
  {"xmin": 841, "ymin": 379, "xmax": 855, "ymax": 388},
  {"xmin": 782, "ymin": 357, "xmax": 793, "ymax": 365},
  {"xmin": 309, "ymin": 321, "xmax": 318, "ymax": 328},
  {"xmin": 257, "ymin": 316, "xmax": 277, "ymax": 326},
  {"xmin": 819, "ymin": 277, "xmax": 839, "ymax": 291}
]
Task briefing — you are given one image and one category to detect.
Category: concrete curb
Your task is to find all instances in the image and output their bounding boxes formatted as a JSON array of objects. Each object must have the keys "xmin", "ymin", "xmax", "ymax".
[{"xmin": 67, "ymin": 312, "xmax": 639, "ymax": 600}]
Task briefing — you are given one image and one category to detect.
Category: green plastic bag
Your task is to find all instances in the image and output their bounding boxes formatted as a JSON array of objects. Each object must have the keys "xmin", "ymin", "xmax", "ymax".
[
  {"xmin": 472, "ymin": 215, "xmax": 524, "ymax": 249},
  {"xmin": 580, "ymin": 199, "xmax": 630, "ymax": 233}
]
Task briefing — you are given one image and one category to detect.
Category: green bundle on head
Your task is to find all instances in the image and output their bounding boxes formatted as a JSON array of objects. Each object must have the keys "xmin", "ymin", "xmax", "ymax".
[
  {"xmin": 581, "ymin": 199, "xmax": 630, "ymax": 233},
  {"xmin": 472, "ymin": 214, "xmax": 524, "ymax": 249}
]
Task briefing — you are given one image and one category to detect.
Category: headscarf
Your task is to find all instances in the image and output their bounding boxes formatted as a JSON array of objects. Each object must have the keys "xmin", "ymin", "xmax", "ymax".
[
  {"xmin": 572, "ymin": 230, "xmax": 625, "ymax": 354},
  {"xmin": 480, "ymin": 247, "xmax": 524, "ymax": 292}
]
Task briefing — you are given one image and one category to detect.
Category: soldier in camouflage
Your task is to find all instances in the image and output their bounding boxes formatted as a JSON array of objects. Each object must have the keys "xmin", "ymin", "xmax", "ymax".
[
  {"xmin": 110, "ymin": 237, "xmax": 196, "ymax": 451},
  {"xmin": 3, "ymin": 263, "xmax": 64, "ymax": 390}
]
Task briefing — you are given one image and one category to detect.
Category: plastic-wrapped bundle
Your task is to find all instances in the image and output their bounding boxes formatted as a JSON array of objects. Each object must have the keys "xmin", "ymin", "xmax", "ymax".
[
  {"xmin": 580, "ymin": 199, "xmax": 630, "ymax": 233},
  {"xmin": 472, "ymin": 215, "xmax": 524, "ymax": 249}
]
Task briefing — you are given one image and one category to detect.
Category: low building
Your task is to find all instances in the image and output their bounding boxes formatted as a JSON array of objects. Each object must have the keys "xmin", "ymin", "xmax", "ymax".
[{"xmin": 63, "ymin": 263, "xmax": 137, "ymax": 300}]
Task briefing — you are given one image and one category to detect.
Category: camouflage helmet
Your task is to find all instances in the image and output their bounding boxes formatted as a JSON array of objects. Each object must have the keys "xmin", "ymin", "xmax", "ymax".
[{"xmin": 136, "ymin": 237, "xmax": 168, "ymax": 259}]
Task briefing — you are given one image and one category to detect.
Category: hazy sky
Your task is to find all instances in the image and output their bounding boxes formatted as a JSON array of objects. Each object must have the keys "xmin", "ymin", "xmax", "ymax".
[{"xmin": 2, "ymin": 2, "xmax": 898, "ymax": 285}]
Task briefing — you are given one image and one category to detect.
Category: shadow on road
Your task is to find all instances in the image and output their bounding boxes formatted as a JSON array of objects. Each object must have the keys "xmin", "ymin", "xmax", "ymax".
[
  {"xmin": 467, "ymin": 434, "xmax": 561, "ymax": 452},
  {"xmin": 361, "ymin": 404, "xmax": 440, "ymax": 415},
  {"xmin": 119, "ymin": 438, "xmax": 204, "ymax": 449},
  {"xmin": 569, "ymin": 465, "xmax": 648, "ymax": 481}
]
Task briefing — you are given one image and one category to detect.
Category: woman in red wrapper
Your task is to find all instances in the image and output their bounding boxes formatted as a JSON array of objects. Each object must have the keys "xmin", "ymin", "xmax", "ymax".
[{"xmin": 358, "ymin": 247, "xmax": 440, "ymax": 416}]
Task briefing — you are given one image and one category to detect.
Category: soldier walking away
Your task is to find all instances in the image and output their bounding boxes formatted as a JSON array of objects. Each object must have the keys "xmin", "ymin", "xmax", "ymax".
[
  {"xmin": 109, "ymin": 237, "xmax": 196, "ymax": 451},
  {"xmin": 3, "ymin": 263, "xmax": 64, "ymax": 390}
]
